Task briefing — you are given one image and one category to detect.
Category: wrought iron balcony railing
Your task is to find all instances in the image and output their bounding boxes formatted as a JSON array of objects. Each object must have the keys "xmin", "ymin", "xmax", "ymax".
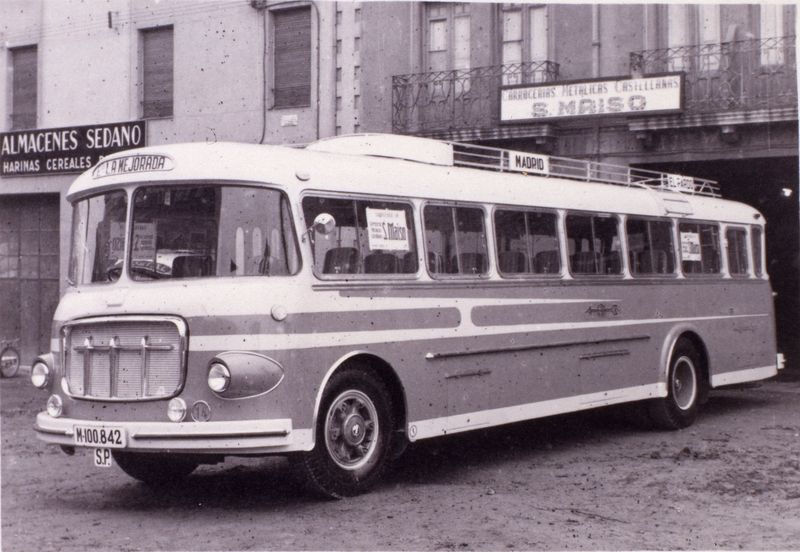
[
  {"xmin": 630, "ymin": 36, "xmax": 796, "ymax": 113},
  {"xmin": 392, "ymin": 61, "xmax": 559, "ymax": 135}
]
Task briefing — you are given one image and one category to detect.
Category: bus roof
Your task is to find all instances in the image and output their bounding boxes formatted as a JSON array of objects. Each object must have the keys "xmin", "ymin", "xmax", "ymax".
[{"xmin": 67, "ymin": 135, "xmax": 764, "ymax": 225}]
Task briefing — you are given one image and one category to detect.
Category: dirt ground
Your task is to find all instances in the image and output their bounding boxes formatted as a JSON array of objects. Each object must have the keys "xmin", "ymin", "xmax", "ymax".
[{"xmin": 2, "ymin": 372, "xmax": 800, "ymax": 551}]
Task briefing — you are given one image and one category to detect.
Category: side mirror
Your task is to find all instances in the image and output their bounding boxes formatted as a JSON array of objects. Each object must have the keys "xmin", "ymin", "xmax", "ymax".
[{"xmin": 312, "ymin": 213, "xmax": 336, "ymax": 236}]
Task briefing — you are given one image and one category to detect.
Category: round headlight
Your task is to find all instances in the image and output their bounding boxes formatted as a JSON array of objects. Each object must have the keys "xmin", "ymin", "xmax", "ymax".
[
  {"xmin": 31, "ymin": 361, "xmax": 51, "ymax": 389},
  {"xmin": 46, "ymin": 394, "xmax": 63, "ymax": 418},
  {"xmin": 208, "ymin": 362, "xmax": 231, "ymax": 393},
  {"xmin": 167, "ymin": 398, "xmax": 187, "ymax": 422}
]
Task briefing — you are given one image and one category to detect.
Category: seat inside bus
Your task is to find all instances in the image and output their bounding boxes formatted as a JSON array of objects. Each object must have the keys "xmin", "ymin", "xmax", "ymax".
[{"xmin": 323, "ymin": 247, "xmax": 360, "ymax": 274}]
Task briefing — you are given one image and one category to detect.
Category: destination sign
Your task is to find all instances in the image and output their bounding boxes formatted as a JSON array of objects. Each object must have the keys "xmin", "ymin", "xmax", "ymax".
[
  {"xmin": 1, "ymin": 120, "xmax": 146, "ymax": 177},
  {"xmin": 507, "ymin": 149, "xmax": 550, "ymax": 175},
  {"xmin": 92, "ymin": 154, "xmax": 174, "ymax": 179}
]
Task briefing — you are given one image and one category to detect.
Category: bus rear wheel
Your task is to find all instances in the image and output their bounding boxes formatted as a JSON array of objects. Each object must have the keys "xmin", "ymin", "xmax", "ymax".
[
  {"xmin": 112, "ymin": 451, "xmax": 199, "ymax": 485},
  {"xmin": 649, "ymin": 338, "xmax": 703, "ymax": 430},
  {"xmin": 297, "ymin": 367, "xmax": 394, "ymax": 499}
]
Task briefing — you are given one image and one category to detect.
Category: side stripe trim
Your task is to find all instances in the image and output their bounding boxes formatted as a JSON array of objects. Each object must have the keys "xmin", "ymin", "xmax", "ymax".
[{"xmin": 710, "ymin": 365, "xmax": 777, "ymax": 387}]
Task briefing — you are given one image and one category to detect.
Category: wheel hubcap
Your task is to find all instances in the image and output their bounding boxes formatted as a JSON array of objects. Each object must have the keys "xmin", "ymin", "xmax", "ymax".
[
  {"xmin": 324, "ymin": 390, "xmax": 378, "ymax": 470},
  {"xmin": 672, "ymin": 356, "xmax": 697, "ymax": 411}
]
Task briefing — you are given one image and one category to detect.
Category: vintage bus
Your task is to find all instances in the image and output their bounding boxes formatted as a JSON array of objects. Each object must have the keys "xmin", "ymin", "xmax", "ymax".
[{"xmin": 31, "ymin": 134, "xmax": 781, "ymax": 498}]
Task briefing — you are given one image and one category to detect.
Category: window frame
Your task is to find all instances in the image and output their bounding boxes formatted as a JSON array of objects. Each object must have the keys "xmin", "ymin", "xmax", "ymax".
[
  {"xmin": 625, "ymin": 216, "xmax": 678, "ymax": 279},
  {"xmin": 422, "ymin": 201, "xmax": 490, "ymax": 280},
  {"xmin": 271, "ymin": 5, "xmax": 313, "ymax": 109},
  {"xmin": 751, "ymin": 225, "xmax": 765, "ymax": 278},
  {"xmin": 301, "ymin": 192, "xmax": 420, "ymax": 281},
  {"xmin": 424, "ymin": 2, "xmax": 472, "ymax": 73},
  {"xmin": 10, "ymin": 44, "xmax": 38, "ymax": 130},
  {"xmin": 492, "ymin": 204, "xmax": 561, "ymax": 279},
  {"xmin": 139, "ymin": 25, "xmax": 174, "ymax": 119},
  {"xmin": 564, "ymin": 211, "xmax": 624, "ymax": 278},
  {"xmin": 724, "ymin": 225, "xmax": 750, "ymax": 279},
  {"xmin": 677, "ymin": 220, "xmax": 723, "ymax": 277}
]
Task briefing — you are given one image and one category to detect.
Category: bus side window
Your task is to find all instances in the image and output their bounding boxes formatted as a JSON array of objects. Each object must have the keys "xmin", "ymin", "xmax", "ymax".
[
  {"xmin": 566, "ymin": 213, "xmax": 621, "ymax": 275},
  {"xmin": 679, "ymin": 222, "xmax": 721, "ymax": 275},
  {"xmin": 626, "ymin": 218, "xmax": 675, "ymax": 276},
  {"xmin": 494, "ymin": 209, "xmax": 559, "ymax": 276},
  {"xmin": 726, "ymin": 227, "xmax": 749, "ymax": 277},
  {"xmin": 301, "ymin": 195, "xmax": 417, "ymax": 277},
  {"xmin": 424, "ymin": 204, "xmax": 488, "ymax": 277}
]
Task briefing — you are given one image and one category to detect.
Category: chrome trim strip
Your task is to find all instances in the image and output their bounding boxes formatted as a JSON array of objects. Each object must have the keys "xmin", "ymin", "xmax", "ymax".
[
  {"xmin": 426, "ymin": 335, "xmax": 650, "ymax": 360},
  {"xmin": 132, "ymin": 430, "xmax": 290, "ymax": 440}
]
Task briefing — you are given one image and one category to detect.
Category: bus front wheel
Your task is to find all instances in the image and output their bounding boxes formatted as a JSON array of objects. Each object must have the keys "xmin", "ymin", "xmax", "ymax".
[
  {"xmin": 649, "ymin": 338, "xmax": 703, "ymax": 430},
  {"xmin": 298, "ymin": 367, "xmax": 394, "ymax": 498}
]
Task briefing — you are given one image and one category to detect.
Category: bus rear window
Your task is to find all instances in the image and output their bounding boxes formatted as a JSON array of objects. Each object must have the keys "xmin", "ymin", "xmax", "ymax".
[{"xmin": 130, "ymin": 185, "xmax": 300, "ymax": 280}]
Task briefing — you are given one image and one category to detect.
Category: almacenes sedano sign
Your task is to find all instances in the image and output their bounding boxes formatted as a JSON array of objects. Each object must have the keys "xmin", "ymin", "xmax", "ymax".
[{"xmin": 1, "ymin": 120, "xmax": 146, "ymax": 176}]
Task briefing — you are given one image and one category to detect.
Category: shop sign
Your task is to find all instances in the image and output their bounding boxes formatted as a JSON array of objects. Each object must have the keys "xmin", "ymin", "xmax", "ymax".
[
  {"xmin": 0, "ymin": 120, "xmax": 146, "ymax": 177},
  {"xmin": 500, "ymin": 73, "xmax": 683, "ymax": 123}
]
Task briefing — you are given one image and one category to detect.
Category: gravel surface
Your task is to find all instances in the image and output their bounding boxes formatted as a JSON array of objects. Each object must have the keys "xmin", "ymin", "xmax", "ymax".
[{"xmin": 3, "ymin": 373, "xmax": 800, "ymax": 550}]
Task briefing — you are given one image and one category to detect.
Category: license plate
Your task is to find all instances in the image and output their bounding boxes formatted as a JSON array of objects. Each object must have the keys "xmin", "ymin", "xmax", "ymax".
[
  {"xmin": 93, "ymin": 448, "xmax": 113, "ymax": 468},
  {"xmin": 73, "ymin": 425, "xmax": 127, "ymax": 448}
]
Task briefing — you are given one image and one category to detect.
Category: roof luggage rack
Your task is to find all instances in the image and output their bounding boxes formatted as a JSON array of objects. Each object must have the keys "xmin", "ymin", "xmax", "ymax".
[
  {"xmin": 305, "ymin": 134, "xmax": 720, "ymax": 198},
  {"xmin": 451, "ymin": 141, "xmax": 720, "ymax": 198}
]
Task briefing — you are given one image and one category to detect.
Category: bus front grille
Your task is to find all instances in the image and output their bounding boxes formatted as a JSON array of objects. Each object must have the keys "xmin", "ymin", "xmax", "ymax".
[{"xmin": 63, "ymin": 317, "xmax": 186, "ymax": 401}]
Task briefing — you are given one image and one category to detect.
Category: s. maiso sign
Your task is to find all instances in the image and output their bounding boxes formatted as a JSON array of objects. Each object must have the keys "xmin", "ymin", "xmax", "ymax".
[
  {"xmin": 1, "ymin": 120, "xmax": 146, "ymax": 177},
  {"xmin": 500, "ymin": 73, "xmax": 684, "ymax": 123}
]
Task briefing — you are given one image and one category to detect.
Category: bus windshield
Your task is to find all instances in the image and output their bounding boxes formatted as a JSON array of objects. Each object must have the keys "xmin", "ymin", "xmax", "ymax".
[{"xmin": 68, "ymin": 184, "xmax": 300, "ymax": 284}]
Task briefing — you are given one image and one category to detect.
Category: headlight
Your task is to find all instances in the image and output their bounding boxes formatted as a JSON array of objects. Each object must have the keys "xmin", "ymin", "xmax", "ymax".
[
  {"xmin": 207, "ymin": 362, "xmax": 231, "ymax": 393},
  {"xmin": 31, "ymin": 361, "xmax": 51, "ymax": 389},
  {"xmin": 46, "ymin": 394, "xmax": 63, "ymax": 417},
  {"xmin": 167, "ymin": 398, "xmax": 187, "ymax": 422}
]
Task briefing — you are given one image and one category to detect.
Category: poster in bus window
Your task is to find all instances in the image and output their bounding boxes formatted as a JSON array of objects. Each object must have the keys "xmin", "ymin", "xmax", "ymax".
[
  {"xmin": 132, "ymin": 223, "xmax": 156, "ymax": 262},
  {"xmin": 365, "ymin": 208, "xmax": 410, "ymax": 251},
  {"xmin": 680, "ymin": 231, "xmax": 701, "ymax": 261}
]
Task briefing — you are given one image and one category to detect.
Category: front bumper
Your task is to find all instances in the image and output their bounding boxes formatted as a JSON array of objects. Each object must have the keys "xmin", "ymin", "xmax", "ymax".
[{"xmin": 34, "ymin": 412, "xmax": 313, "ymax": 454}]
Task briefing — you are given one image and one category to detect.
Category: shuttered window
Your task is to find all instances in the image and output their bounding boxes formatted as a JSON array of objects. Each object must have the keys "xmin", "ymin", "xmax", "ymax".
[
  {"xmin": 273, "ymin": 7, "xmax": 311, "ymax": 108},
  {"xmin": 11, "ymin": 46, "xmax": 37, "ymax": 130},
  {"xmin": 141, "ymin": 26, "xmax": 174, "ymax": 118}
]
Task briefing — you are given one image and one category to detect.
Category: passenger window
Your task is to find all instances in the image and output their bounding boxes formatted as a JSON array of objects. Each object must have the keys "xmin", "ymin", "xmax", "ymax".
[
  {"xmin": 302, "ymin": 196, "xmax": 417, "ymax": 276},
  {"xmin": 424, "ymin": 205, "xmax": 488, "ymax": 276},
  {"xmin": 494, "ymin": 209, "xmax": 559, "ymax": 275},
  {"xmin": 726, "ymin": 227, "xmax": 749, "ymax": 277},
  {"xmin": 751, "ymin": 226, "xmax": 763, "ymax": 277},
  {"xmin": 679, "ymin": 222, "xmax": 721, "ymax": 275},
  {"xmin": 626, "ymin": 218, "xmax": 675, "ymax": 276},
  {"xmin": 566, "ymin": 213, "xmax": 621, "ymax": 275}
]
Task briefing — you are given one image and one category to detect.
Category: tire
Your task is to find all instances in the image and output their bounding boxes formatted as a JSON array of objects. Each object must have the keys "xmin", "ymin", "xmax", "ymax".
[
  {"xmin": 297, "ymin": 367, "xmax": 394, "ymax": 498},
  {"xmin": 112, "ymin": 451, "xmax": 198, "ymax": 486},
  {"xmin": 0, "ymin": 347, "xmax": 20, "ymax": 378},
  {"xmin": 648, "ymin": 338, "xmax": 704, "ymax": 430}
]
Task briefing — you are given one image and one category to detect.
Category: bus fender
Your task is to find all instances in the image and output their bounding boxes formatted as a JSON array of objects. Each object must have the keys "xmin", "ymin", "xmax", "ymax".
[
  {"xmin": 659, "ymin": 324, "xmax": 709, "ymax": 393},
  {"xmin": 309, "ymin": 350, "xmax": 406, "ymax": 450}
]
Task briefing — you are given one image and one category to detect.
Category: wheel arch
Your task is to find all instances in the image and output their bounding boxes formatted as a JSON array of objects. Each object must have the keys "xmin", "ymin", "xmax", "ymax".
[
  {"xmin": 311, "ymin": 351, "xmax": 408, "ymax": 448},
  {"xmin": 660, "ymin": 325, "xmax": 710, "ymax": 391}
]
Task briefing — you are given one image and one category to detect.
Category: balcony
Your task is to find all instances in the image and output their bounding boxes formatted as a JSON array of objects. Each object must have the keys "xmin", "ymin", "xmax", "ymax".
[
  {"xmin": 630, "ymin": 36, "xmax": 796, "ymax": 114},
  {"xmin": 392, "ymin": 61, "xmax": 559, "ymax": 138}
]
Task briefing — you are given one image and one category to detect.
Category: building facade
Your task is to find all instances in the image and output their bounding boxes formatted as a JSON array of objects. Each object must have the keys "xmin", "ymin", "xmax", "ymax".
[{"xmin": 1, "ymin": 1, "xmax": 797, "ymax": 366}]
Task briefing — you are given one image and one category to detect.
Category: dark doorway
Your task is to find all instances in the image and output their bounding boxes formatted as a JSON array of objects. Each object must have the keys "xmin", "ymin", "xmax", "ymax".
[
  {"xmin": 637, "ymin": 157, "xmax": 800, "ymax": 372},
  {"xmin": 0, "ymin": 194, "xmax": 60, "ymax": 366}
]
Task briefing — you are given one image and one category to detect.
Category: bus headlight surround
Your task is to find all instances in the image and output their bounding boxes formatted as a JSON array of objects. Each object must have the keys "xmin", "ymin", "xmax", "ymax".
[
  {"xmin": 46, "ymin": 394, "xmax": 63, "ymax": 417},
  {"xmin": 31, "ymin": 360, "xmax": 52, "ymax": 389},
  {"xmin": 208, "ymin": 362, "xmax": 231, "ymax": 393},
  {"xmin": 167, "ymin": 398, "xmax": 187, "ymax": 422}
]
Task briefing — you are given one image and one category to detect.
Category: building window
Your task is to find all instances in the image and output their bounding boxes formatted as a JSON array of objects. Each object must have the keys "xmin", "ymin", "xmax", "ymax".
[
  {"xmin": 500, "ymin": 4, "xmax": 548, "ymax": 85},
  {"xmin": 760, "ymin": 4, "xmax": 784, "ymax": 65},
  {"xmin": 141, "ymin": 26, "xmax": 174, "ymax": 118},
  {"xmin": 273, "ymin": 7, "xmax": 312, "ymax": 108},
  {"xmin": 10, "ymin": 45, "xmax": 37, "ymax": 130},
  {"xmin": 425, "ymin": 3, "xmax": 471, "ymax": 73},
  {"xmin": 697, "ymin": 4, "xmax": 720, "ymax": 71}
]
